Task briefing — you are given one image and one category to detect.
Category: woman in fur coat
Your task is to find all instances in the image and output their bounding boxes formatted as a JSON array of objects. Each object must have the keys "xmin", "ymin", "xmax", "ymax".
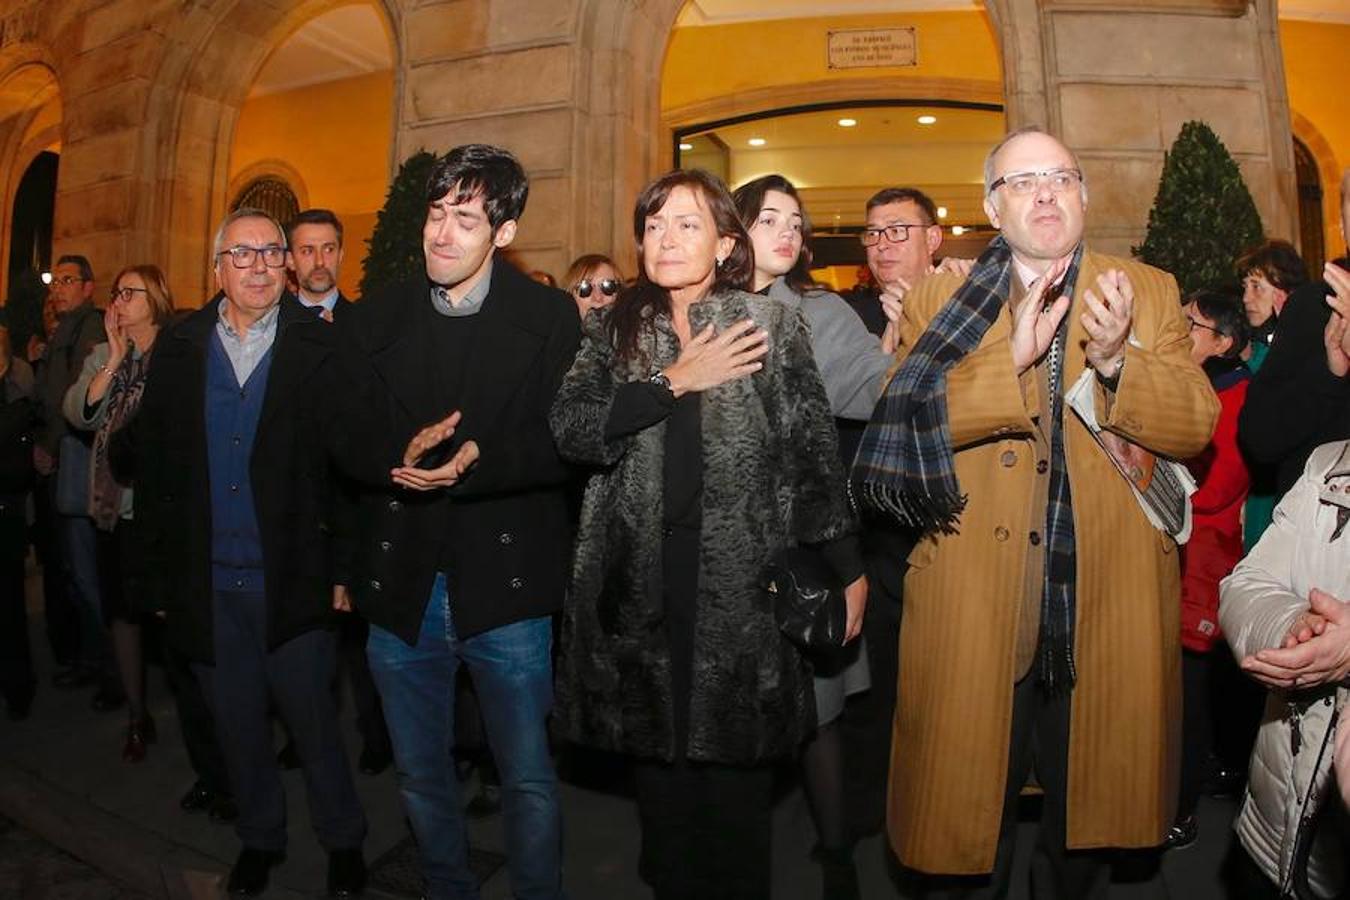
[{"xmin": 549, "ymin": 168, "xmax": 863, "ymax": 900}]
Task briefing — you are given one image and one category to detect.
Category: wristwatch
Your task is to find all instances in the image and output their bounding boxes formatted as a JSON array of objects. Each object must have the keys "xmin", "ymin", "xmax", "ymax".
[
  {"xmin": 649, "ymin": 370, "xmax": 674, "ymax": 395},
  {"xmin": 1096, "ymin": 355, "xmax": 1125, "ymax": 390}
]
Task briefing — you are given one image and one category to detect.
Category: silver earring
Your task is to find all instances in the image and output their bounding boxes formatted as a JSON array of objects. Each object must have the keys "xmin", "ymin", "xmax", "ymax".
[{"xmin": 715, "ymin": 256, "xmax": 724, "ymax": 268}]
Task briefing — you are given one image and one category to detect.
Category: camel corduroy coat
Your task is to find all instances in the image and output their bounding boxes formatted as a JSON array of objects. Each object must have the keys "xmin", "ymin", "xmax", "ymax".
[{"xmin": 885, "ymin": 249, "xmax": 1220, "ymax": 874}]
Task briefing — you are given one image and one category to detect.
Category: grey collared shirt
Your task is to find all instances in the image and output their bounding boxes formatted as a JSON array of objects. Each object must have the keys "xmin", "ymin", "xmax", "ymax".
[
  {"xmin": 215, "ymin": 298, "xmax": 280, "ymax": 385},
  {"xmin": 430, "ymin": 259, "xmax": 493, "ymax": 318},
  {"xmin": 299, "ymin": 290, "xmax": 339, "ymax": 317}
]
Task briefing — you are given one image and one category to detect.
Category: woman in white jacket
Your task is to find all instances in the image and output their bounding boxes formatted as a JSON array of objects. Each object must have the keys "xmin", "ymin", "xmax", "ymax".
[{"xmin": 1219, "ymin": 439, "xmax": 1350, "ymax": 898}]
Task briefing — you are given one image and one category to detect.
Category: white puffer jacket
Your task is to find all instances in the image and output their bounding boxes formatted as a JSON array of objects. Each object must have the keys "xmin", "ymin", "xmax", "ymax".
[{"xmin": 1220, "ymin": 441, "xmax": 1350, "ymax": 899}]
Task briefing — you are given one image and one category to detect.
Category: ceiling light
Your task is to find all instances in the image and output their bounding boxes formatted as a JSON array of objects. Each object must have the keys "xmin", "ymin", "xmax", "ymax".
[
  {"xmin": 747, "ymin": 137, "xmax": 766, "ymax": 147},
  {"xmin": 837, "ymin": 118, "xmax": 857, "ymax": 128},
  {"xmin": 951, "ymin": 225, "xmax": 965, "ymax": 236},
  {"xmin": 917, "ymin": 115, "xmax": 937, "ymax": 125},
  {"xmin": 678, "ymin": 142, "xmax": 693, "ymax": 151},
  {"xmin": 936, "ymin": 206, "xmax": 948, "ymax": 219}
]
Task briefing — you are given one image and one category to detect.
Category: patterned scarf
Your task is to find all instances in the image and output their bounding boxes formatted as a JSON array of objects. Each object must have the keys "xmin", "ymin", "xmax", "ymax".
[
  {"xmin": 853, "ymin": 235, "xmax": 1085, "ymax": 691},
  {"xmin": 90, "ymin": 350, "xmax": 151, "ymax": 531}
]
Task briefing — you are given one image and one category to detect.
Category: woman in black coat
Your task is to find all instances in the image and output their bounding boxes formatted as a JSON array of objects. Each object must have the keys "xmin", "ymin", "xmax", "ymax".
[{"xmin": 549, "ymin": 169, "xmax": 863, "ymax": 900}]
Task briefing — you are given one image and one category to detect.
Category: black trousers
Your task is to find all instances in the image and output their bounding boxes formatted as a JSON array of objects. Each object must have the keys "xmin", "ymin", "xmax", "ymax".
[
  {"xmin": 163, "ymin": 640, "xmax": 231, "ymax": 797},
  {"xmin": 633, "ymin": 759, "xmax": 774, "ymax": 900},
  {"xmin": 1178, "ymin": 648, "xmax": 1213, "ymax": 820},
  {"xmin": 32, "ymin": 476, "xmax": 78, "ymax": 665},
  {"xmin": 336, "ymin": 611, "xmax": 390, "ymax": 755},
  {"xmin": 914, "ymin": 675, "xmax": 1111, "ymax": 900},
  {"xmin": 839, "ymin": 524, "xmax": 909, "ymax": 838},
  {"xmin": 0, "ymin": 506, "xmax": 34, "ymax": 708},
  {"xmin": 193, "ymin": 592, "xmax": 365, "ymax": 853}
]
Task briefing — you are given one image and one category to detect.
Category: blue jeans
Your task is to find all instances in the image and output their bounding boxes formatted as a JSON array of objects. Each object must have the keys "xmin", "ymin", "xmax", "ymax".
[{"xmin": 367, "ymin": 574, "xmax": 563, "ymax": 900}]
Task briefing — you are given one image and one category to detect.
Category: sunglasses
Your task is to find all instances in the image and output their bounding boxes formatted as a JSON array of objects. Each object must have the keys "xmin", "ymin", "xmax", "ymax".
[{"xmin": 574, "ymin": 278, "xmax": 620, "ymax": 299}]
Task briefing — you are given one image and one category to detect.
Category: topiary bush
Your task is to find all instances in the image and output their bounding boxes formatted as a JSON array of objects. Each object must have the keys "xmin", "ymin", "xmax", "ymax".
[{"xmin": 359, "ymin": 149, "xmax": 439, "ymax": 298}]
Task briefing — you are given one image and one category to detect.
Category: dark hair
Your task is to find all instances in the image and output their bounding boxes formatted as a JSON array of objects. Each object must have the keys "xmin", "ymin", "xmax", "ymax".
[
  {"xmin": 425, "ymin": 144, "xmax": 529, "ymax": 230},
  {"xmin": 1187, "ymin": 287, "xmax": 1249, "ymax": 358},
  {"xmin": 55, "ymin": 254, "xmax": 94, "ymax": 283},
  {"xmin": 865, "ymin": 187, "xmax": 939, "ymax": 225},
  {"xmin": 732, "ymin": 174, "xmax": 822, "ymax": 295},
  {"xmin": 287, "ymin": 208, "xmax": 344, "ymax": 248},
  {"xmin": 609, "ymin": 169, "xmax": 753, "ymax": 365},
  {"xmin": 1235, "ymin": 239, "xmax": 1308, "ymax": 292}
]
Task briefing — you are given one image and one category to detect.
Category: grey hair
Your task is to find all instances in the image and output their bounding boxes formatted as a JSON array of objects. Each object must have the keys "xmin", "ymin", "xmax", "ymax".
[
  {"xmin": 212, "ymin": 207, "xmax": 286, "ymax": 260},
  {"xmin": 982, "ymin": 126, "xmax": 1088, "ymax": 204}
]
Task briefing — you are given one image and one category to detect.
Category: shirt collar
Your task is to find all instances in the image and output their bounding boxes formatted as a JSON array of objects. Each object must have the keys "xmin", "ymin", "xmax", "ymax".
[
  {"xmin": 216, "ymin": 297, "xmax": 280, "ymax": 340},
  {"xmin": 430, "ymin": 258, "xmax": 493, "ymax": 318},
  {"xmin": 298, "ymin": 290, "xmax": 339, "ymax": 314}
]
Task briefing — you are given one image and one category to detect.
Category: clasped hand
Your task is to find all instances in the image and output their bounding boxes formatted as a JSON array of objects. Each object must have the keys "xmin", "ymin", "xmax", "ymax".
[
  {"xmin": 1241, "ymin": 587, "xmax": 1350, "ymax": 690},
  {"xmin": 1321, "ymin": 262, "xmax": 1350, "ymax": 377},
  {"xmin": 391, "ymin": 409, "xmax": 480, "ymax": 491}
]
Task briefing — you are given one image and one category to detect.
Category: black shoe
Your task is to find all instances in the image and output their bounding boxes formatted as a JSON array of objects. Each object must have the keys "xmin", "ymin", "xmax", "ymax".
[
  {"xmin": 1164, "ymin": 815, "xmax": 1199, "ymax": 851},
  {"xmin": 90, "ymin": 688, "xmax": 126, "ymax": 712},
  {"xmin": 209, "ymin": 794, "xmax": 239, "ymax": 823},
  {"xmin": 327, "ymin": 848, "xmax": 366, "ymax": 897},
  {"xmin": 819, "ymin": 847, "xmax": 860, "ymax": 900},
  {"xmin": 276, "ymin": 740, "xmax": 301, "ymax": 770},
  {"xmin": 227, "ymin": 848, "xmax": 283, "ymax": 896},
  {"xmin": 180, "ymin": 781, "xmax": 213, "ymax": 812},
  {"xmin": 52, "ymin": 666, "xmax": 96, "ymax": 690},
  {"xmin": 5, "ymin": 693, "xmax": 33, "ymax": 721},
  {"xmin": 465, "ymin": 783, "xmax": 501, "ymax": 819},
  {"xmin": 358, "ymin": 743, "xmax": 392, "ymax": 776}
]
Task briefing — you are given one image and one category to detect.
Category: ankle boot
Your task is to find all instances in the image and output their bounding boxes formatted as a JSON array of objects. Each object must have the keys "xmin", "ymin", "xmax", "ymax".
[{"xmin": 819, "ymin": 846, "xmax": 859, "ymax": 900}]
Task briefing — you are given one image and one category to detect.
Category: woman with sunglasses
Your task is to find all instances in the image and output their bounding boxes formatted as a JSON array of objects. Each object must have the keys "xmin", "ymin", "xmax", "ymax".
[
  {"xmin": 733, "ymin": 173, "xmax": 893, "ymax": 899},
  {"xmin": 63, "ymin": 265, "xmax": 175, "ymax": 761},
  {"xmin": 564, "ymin": 253, "xmax": 624, "ymax": 319}
]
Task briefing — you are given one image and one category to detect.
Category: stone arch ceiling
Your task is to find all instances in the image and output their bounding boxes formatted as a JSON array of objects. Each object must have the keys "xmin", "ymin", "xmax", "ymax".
[{"xmin": 247, "ymin": 3, "xmax": 394, "ymax": 98}]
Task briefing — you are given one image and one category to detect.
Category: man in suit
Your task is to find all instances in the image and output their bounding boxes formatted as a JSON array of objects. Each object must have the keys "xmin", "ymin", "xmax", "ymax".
[
  {"xmin": 346, "ymin": 144, "xmax": 579, "ymax": 900},
  {"xmin": 112, "ymin": 208, "xmax": 380, "ymax": 897},
  {"xmin": 862, "ymin": 127, "xmax": 1218, "ymax": 897},
  {"xmin": 284, "ymin": 208, "xmax": 394, "ymax": 777}
]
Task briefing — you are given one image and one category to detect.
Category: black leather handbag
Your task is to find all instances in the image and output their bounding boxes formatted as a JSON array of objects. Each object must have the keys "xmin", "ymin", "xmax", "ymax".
[{"xmin": 763, "ymin": 546, "xmax": 847, "ymax": 652}]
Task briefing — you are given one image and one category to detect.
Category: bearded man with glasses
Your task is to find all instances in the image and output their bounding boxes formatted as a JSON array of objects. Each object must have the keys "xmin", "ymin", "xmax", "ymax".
[
  {"xmin": 109, "ymin": 207, "xmax": 404, "ymax": 897},
  {"xmin": 856, "ymin": 127, "xmax": 1219, "ymax": 898}
]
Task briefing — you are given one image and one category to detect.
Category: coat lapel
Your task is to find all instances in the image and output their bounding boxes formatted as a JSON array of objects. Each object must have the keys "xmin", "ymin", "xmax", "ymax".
[{"xmin": 258, "ymin": 297, "xmax": 326, "ymax": 433}]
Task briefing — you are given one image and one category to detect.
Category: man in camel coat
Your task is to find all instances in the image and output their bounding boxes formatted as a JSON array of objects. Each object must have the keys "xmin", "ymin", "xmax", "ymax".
[{"xmin": 873, "ymin": 128, "xmax": 1219, "ymax": 897}]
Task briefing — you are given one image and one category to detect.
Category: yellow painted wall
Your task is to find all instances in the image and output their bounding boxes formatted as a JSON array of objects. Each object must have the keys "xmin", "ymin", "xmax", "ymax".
[
  {"xmin": 1280, "ymin": 20, "xmax": 1350, "ymax": 258},
  {"xmin": 230, "ymin": 70, "xmax": 394, "ymax": 298},
  {"xmin": 661, "ymin": 11, "xmax": 1001, "ymax": 112}
]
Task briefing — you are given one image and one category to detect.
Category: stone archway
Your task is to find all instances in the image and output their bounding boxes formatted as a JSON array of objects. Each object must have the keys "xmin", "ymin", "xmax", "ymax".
[
  {"xmin": 137, "ymin": 0, "xmax": 403, "ymax": 304},
  {"xmin": 572, "ymin": 0, "xmax": 1035, "ymax": 273},
  {"xmin": 0, "ymin": 52, "xmax": 62, "ymax": 302}
]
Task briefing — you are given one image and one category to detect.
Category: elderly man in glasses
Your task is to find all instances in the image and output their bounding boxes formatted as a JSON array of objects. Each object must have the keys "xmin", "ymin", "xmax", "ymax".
[
  {"xmin": 857, "ymin": 127, "xmax": 1218, "ymax": 897},
  {"xmin": 110, "ymin": 207, "xmax": 393, "ymax": 897}
]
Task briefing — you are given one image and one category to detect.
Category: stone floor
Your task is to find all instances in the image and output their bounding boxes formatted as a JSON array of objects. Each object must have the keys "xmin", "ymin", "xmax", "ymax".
[
  {"xmin": 0, "ymin": 815, "xmax": 150, "ymax": 900},
  {"xmin": 2, "ymin": 563, "xmax": 1247, "ymax": 899}
]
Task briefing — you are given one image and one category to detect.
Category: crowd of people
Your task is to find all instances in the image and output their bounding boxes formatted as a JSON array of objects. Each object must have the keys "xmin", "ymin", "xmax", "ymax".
[{"xmin": 0, "ymin": 129, "xmax": 1349, "ymax": 900}]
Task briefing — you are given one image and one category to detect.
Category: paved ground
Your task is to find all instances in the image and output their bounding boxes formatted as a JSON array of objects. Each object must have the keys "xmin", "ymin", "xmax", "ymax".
[
  {"xmin": 0, "ymin": 815, "xmax": 150, "ymax": 900},
  {"xmin": 2, "ymin": 560, "xmax": 1246, "ymax": 899}
]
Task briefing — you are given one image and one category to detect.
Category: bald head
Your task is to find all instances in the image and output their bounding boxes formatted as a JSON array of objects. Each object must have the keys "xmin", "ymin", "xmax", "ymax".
[{"xmin": 981, "ymin": 129, "xmax": 1088, "ymax": 272}]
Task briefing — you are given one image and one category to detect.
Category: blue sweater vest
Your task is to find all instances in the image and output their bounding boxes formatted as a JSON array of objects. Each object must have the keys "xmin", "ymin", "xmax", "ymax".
[{"xmin": 205, "ymin": 332, "xmax": 273, "ymax": 594}]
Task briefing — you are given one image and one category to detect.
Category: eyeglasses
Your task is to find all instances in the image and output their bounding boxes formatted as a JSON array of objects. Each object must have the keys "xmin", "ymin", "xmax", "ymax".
[
  {"xmin": 574, "ymin": 278, "xmax": 620, "ymax": 299},
  {"xmin": 217, "ymin": 245, "xmax": 287, "ymax": 269},
  {"xmin": 989, "ymin": 168, "xmax": 1083, "ymax": 196},
  {"xmin": 859, "ymin": 224, "xmax": 927, "ymax": 247},
  {"xmin": 1186, "ymin": 315, "xmax": 1225, "ymax": 337},
  {"xmin": 110, "ymin": 286, "xmax": 148, "ymax": 303},
  {"xmin": 51, "ymin": 275, "xmax": 88, "ymax": 287}
]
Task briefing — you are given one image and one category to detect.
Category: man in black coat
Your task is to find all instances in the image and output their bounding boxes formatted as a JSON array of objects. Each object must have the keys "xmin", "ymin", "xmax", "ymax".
[
  {"xmin": 345, "ymin": 144, "xmax": 579, "ymax": 900},
  {"xmin": 111, "ymin": 208, "xmax": 388, "ymax": 898},
  {"xmin": 284, "ymin": 208, "xmax": 393, "ymax": 777},
  {"xmin": 1239, "ymin": 173, "xmax": 1350, "ymax": 501}
]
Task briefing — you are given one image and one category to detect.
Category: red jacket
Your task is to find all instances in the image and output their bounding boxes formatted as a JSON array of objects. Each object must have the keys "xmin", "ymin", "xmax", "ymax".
[{"xmin": 1181, "ymin": 363, "xmax": 1250, "ymax": 652}]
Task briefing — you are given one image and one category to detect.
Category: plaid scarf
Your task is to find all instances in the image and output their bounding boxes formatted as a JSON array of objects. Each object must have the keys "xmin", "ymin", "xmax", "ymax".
[
  {"xmin": 853, "ymin": 235, "xmax": 1085, "ymax": 692},
  {"xmin": 90, "ymin": 350, "xmax": 151, "ymax": 531}
]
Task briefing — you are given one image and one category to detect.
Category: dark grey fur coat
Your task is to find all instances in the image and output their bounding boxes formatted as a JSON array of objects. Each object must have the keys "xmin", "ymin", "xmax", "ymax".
[{"xmin": 548, "ymin": 289, "xmax": 855, "ymax": 765}]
